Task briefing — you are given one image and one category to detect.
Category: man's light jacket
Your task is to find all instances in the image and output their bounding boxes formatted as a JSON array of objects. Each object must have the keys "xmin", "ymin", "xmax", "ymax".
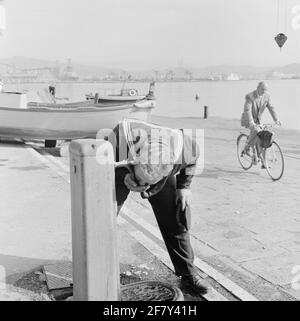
[{"xmin": 241, "ymin": 90, "xmax": 278, "ymax": 128}]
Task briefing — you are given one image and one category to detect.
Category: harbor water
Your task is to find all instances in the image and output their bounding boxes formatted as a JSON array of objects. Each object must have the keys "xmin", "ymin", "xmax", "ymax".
[{"xmin": 6, "ymin": 79, "xmax": 300, "ymax": 131}]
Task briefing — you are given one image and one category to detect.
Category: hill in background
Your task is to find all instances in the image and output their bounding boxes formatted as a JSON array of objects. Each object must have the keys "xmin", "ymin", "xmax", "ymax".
[{"xmin": 1, "ymin": 56, "xmax": 300, "ymax": 80}]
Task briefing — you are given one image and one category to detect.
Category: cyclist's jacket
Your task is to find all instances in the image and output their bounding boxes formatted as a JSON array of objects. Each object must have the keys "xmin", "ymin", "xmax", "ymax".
[
  {"xmin": 106, "ymin": 119, "xmax": 200, "ymax": 198},
  {"xmin": 241, "ymin": 90, "xmax": 278, "ymax": 128}
]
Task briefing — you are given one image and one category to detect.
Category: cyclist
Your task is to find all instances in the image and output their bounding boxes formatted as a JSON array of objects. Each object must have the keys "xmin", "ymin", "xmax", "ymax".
[{"xmin": 240, "ymin": 81, "xmax": 281, "ymax": 164}]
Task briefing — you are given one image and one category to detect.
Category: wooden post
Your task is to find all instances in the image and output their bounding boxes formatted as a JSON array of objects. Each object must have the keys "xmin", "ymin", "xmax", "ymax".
[
  {"xmin": 94, "ymin": 93, "xmax": 99, "ymax": 104},
  {"xmin": 69, "ymin": 139, "xmax": 119, "ymax": 301},
  {"xmin": 204, "ymin": 105, "xmax": 208, "ymax": 119}
]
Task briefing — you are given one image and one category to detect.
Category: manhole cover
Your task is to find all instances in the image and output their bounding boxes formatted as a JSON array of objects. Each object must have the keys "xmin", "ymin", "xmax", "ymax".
[{"xmin": 121, "ymin": 281, "xmax": 184, "ymax": 301}]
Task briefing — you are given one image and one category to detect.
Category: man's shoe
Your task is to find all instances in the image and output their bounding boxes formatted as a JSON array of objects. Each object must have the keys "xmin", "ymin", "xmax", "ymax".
[
  {"xmin": 244, "ymin": 149, "xmax": 252, "ymax": 157},
  {"xmin": 261, "ymin": 163, "xmax": 269, "ymax": 169},
  {"xmin": 181, "ymin": 274, "xmax": 209, "ymax": 295},
  {"xmin": 252, "ymin": 154, "xmax": 258, "ymax": 165},
  {"xmin": 260, "ymin": 158, "xmax": 267, "ymax": 169},
  {"xmin": 241, "ymin": 148, "xmax": 251, "ymax": 158}
]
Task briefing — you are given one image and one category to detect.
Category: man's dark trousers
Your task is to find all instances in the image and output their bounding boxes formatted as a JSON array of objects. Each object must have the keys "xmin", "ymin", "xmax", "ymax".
[{"xmin": 115, "ymin": 167, "xmax": 196, "ymax": 276}]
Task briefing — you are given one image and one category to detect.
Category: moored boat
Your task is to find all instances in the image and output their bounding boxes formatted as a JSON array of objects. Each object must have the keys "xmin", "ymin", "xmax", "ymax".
[
  {"xmin": 0, "ymin": 97, "xmax": 155, "ymax": 141},
  {"xmin": 86, "ymin": 82, "xmax": 156, "ymax": 105}
]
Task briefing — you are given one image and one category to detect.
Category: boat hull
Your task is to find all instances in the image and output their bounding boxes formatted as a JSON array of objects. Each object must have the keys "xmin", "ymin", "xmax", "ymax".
[
  {"xmin": 0, "ymin": 103, "xmax": 153, "ymax": 140},
  {"xmin": 97, "ymin": 95, "xmax": 146, "ymax": 104}
]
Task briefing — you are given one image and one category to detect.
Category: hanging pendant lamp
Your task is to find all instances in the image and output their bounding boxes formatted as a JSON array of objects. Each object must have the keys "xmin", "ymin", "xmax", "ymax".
[{"xmin": 274, "ymin": 33, "xmax": 288, "ymax": 50}]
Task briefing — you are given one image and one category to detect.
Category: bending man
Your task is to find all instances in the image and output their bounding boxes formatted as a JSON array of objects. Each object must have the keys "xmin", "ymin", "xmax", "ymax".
[{"xmin": 103, "ymin": 118, "xmax": 209, "ymax": 295}]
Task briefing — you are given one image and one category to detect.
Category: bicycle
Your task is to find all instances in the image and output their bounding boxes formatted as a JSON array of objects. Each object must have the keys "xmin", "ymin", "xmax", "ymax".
[{"xmin": 237, "ymin": 123, "xmax": 284, "ymax": 181}]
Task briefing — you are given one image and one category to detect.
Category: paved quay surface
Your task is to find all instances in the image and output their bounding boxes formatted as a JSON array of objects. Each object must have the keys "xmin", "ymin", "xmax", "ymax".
[
  {"xmin": 150, "ymin": 115, "xmax": 300, "ymax": 300},
  {"xmin": 0, "ymin": 115, "xmax": 299, "ymax": 300},
  {"xmin": 0, "ymin": 139, "xmax": 72, "ymax": 300}
]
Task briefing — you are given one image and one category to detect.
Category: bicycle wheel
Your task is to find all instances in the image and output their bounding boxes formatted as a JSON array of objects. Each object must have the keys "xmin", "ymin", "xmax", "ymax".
[
  {"xmin": 265, "ymin": 141, "xmax": 284, "ymax": 181},
  {"xmin": 237, "ymin": 134, "xmax": 253, "ymax": 170}
]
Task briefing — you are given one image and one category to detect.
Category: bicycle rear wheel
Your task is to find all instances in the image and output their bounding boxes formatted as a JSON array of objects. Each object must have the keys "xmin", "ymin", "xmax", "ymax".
[
  {"xmin": 265, "ymin": 141, "xmax": 284, "ymax": 181},
  {"xmin": 237, "ymin": 134, "xmax": 253, "ymax": 170}
]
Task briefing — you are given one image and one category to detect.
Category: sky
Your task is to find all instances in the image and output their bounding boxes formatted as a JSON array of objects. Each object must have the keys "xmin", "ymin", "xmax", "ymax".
[{"xmin": 1, "ymin": 0, "xmax": 300, "ymax": 70}]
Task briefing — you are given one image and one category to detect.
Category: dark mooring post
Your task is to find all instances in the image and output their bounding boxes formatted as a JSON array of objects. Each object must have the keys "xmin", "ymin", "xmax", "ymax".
[
  {"xmin": 94, "ymin": 93, "xmax": 99, "ymax": 104},
  {"xmin": 204, "ymin": 106, "xmax": 208, "ymax": 119}
]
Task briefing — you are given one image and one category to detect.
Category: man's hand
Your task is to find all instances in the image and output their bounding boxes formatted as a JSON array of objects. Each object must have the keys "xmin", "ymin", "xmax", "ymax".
[
  {"xmin": 176, "ymin": 189, "xmax": 192, "ymax": 211},
  {"xmin": 124, "ymin": 173, "xmax": 149, "ymax": 192},
  {"xmin": 275, "ymin": 120, "xmax": 282, "ymax": 127}
]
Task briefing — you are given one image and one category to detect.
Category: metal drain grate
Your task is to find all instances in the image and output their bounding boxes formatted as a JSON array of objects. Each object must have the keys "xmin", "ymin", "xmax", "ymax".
[{"xmin": 121, "ymin": 281, "xmax": 184, "ymax": 301}]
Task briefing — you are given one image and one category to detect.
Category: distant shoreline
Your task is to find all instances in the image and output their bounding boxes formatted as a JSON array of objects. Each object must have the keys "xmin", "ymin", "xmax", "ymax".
[{"xmin": 3, "ymin": 78, "xmax": 300, "ymax": 85}]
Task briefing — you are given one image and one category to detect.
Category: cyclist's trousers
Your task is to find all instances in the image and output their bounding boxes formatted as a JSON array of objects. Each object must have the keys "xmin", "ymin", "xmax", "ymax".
[{"xmin": 246, "ymin": 126, "xmax": 259, "ymax": 150}]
